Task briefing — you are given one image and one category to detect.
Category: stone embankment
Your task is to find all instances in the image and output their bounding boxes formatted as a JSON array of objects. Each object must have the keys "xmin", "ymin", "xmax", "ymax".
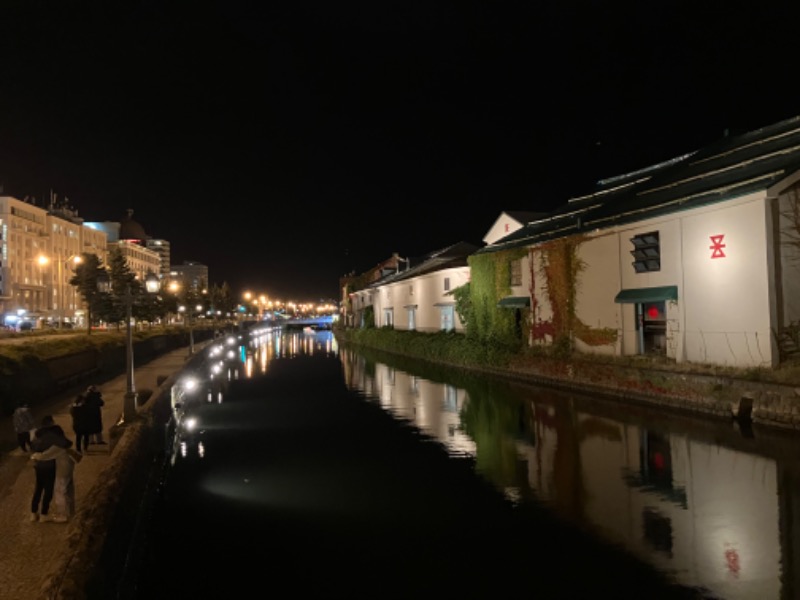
[
  {"xmin": 491, "ymin": 355, "xmax": 800, "ymax": 431},
  {"xmin": 336, "ymin": 329, "xmax": 800, "ymax": 432}
]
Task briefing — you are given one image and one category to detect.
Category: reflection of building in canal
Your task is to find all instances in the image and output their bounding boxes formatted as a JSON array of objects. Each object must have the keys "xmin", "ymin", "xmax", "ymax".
[
  {"xmin": 516, "ymin": 405, "xmax": 787, "ymax": 600},
  {"xmin": 246, "ymin": 329, "xmax": 340, "ymax": 378},
  {"xmin": 339, "ymin": 348, "xmax": 800, "ymax": 599},
  {"xmin": 375, "ymin": 364, "xmax": 476, "ymax": 458}
]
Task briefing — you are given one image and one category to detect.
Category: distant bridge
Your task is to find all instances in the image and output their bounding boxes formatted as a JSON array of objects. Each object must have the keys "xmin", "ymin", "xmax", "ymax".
[
  {"xmin": 242, "ymin": 314, "xmax": 335, "ymax": 333},
  {"xmin": 282, "ymin": 315, "xmax": 334, "ymax": 331},
  {"xmin": 271, "ymin": 315, "xmax": 334, "ymax": 331}
]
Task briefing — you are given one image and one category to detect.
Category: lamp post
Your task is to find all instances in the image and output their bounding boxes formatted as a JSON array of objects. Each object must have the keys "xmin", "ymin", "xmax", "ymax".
[
  {"xmin": 98, "ymin": 271, "xmax": 160, "ymax": 425},
  {"xmin": 179, "ymin": 305, "xmax": 195, "ymax": 356}
]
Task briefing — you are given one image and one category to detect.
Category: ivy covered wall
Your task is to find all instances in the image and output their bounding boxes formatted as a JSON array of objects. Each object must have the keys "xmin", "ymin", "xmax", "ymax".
[
  {"xmin": 532, "ymin": 234, "xmax": 617, "ymax": 352},
  {"xmin": 466, "ymin": 248, "xmax": 528, "ymax": 348},
  {"xmin": 467, "ymin": 235, "xmax": 618, "ymax": 357}
]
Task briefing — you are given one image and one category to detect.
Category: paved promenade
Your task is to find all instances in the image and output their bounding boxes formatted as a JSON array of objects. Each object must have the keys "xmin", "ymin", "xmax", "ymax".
[{"xmin": 0, "ymin": 345, "xmax": 195, "ymax": 599}]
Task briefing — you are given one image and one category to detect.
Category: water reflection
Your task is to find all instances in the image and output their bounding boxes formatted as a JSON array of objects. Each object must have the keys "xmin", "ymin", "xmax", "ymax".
[
  {"xmin": 167, "ymin": 327, "xmax": 340, "ymax": 463},
  {"xmin": 340, "ymin": 345, "xmax": 800, "ymax": 600}
]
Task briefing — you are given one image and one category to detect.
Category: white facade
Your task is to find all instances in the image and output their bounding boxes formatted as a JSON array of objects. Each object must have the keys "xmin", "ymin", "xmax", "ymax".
[
  {"xmin": 0, "ymin": 197, "xmax": 50, "ymax": 322},
  {"xmin": 111, "ymin": 240, "xmax": 162, "ymax": 284},
  {"xmin": 486, "ymin": 117, "xmax": 800, "ymax": 369},
  {"xmin": 561, "ymin": 188, "xmax": 796, "ymax": 368},
  {"xmin": 371, "ymin": 266, "xmax": 470, "ymax": 333},
  {"xmin": 355, "ymin": 243, "xmax": 476, "ymax": 333},
  {"xmin": 0, "ymin": 196, "xmax": 110, "ymax": 326},
  {"xmin": 483, "ymin": 211, "xmax": 540, "ymax": 245},
  {"xmin": 527, "ymin": 189, "xmax": 798, "ymax": 367}
]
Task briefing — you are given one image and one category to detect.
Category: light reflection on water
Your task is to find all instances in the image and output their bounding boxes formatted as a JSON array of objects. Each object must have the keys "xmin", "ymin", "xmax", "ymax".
[
  {"xmin": 339, "ymin": 345, "xmax": 799, "ymax": 600},
  {"xmin": 168, "ymin": 328, "xmax": 797, "ymax": 600}
]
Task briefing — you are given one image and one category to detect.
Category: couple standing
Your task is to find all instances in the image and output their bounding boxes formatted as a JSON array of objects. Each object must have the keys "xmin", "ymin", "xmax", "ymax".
[
  {"xmin": 70, "ymin": 385, "xmax": 106, "ymax": 452},
  {"xmin": 29, "ymin": 415, "xmax": 82, "ymax": 523}
]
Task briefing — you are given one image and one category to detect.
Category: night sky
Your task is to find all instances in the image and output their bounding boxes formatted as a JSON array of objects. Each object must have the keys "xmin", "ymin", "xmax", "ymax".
[{"xmin": 1, "ymin": 2, "xmax": 798, "ymax": 300}]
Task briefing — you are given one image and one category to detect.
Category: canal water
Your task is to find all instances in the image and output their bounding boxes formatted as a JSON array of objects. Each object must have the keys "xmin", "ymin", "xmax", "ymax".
[{"xmin": 92, "ymin": 328, "xmax": 800, "ymax": 599}]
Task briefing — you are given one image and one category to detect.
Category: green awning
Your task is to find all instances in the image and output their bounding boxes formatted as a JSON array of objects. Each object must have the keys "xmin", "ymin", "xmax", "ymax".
[
  {"xmin": 497, "ymin": 296, "xmax": 531, "ymax": 308},
  {"xmin": 614, "ymin": 285, "xmax": 678, "ymax": 304}
]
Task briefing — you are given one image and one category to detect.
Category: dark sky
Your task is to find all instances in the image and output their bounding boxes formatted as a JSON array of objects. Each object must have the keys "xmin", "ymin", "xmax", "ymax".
[{"xmin": 1, "ymin": 1, "xmax": 798, "ymax": 300}]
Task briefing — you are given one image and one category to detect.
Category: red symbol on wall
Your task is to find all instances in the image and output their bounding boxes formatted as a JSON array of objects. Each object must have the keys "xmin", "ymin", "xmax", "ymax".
[
  {"xmin": 710, "ymin": 234, "xmax": 726, "ymax": 259},
  {"xmin": 724, "ymin": 547, "xmax": 740, "ymax": 576},
  {"xmin": 505, "ymin": 223, "xmax": 510, "ymax": 232}
]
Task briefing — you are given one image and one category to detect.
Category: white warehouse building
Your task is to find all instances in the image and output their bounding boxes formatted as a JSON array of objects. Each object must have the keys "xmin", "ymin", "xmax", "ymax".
[{"xmin": 479, "ymin": 115, "xmax": 800, "ymax": 368}]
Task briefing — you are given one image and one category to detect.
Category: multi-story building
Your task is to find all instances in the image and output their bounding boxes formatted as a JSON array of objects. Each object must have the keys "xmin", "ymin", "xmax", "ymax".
[
  {"xmin": 170, "ymin": 260, "xmax": 209, "ymax": 292},
  {"xmin": 0, "ymin": 196, "xmax": 50, "ymax": 325},
  {"xmin": 0, "ymin": 195, "xmax": 109, "ymax": 328},
  {"xmin": 86, "ymin": 209, "xmax": 162, "ymax": 284},
  {"xmin": 146, "ymin": 238, "xmax": 171, "ymax": 280}
]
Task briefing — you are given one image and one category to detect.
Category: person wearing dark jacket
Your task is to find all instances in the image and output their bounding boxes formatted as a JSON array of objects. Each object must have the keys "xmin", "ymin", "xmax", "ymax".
[
  {"xmin": 69, "ymin": 394, "xmax": 91, "ymax": 453},
  {"xmin": 84, "ymin": 385, "xmax": 106, "ymax": 444},
  {"xmin": 29, "ymin": 416, "xmax": 72, "ymax": 523}
]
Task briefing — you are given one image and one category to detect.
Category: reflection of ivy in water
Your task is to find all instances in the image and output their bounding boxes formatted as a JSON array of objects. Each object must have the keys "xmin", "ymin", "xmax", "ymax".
[
  {"xmin": 351, "ymin": 343, "xmax": 534, "ymax": 490},
  {"xmin": 457, "ymin": 379, "xmax": 531, "ymax": 488}
]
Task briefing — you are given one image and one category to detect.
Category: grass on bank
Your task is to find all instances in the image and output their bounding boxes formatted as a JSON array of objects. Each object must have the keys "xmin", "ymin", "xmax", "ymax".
[
  {"xmin": 335, "ymin": 326, "xmax": 800, "ymax": 386},
  {"xmin": 0, "ymin": 325, "xmax": 215, "ymax": 363}
]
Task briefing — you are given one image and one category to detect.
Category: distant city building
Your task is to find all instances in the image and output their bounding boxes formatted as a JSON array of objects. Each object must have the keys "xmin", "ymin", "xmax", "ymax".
[
  {"xmin": 170, "ymin": 260, "xmax": 208, "ymax": 292},
  {"xmin": 146, "ymin": 238, "xmax": 171, "ymax": 280},
  {"xmin": 86, "ymin": 209, "xmax": 170, "ymax": 281},
  {"xmin": 84, "ymin": 220, "xmax": 121, "ymax": 242},
  {"xmin": 100, "ymin": 209, "xmax": 161, "ymax": 283},
  {"xmin": 0, "ymin": 195, "xmax": 202, "ymax": 328},
  {"xmin": 0, "ymin": 194, "xmax": 108, "ymax": 327}
]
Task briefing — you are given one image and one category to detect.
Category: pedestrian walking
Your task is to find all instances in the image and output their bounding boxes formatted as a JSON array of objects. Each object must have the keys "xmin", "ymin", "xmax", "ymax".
[
  {"xmin": 12, "ymin": 400, "xmax": 36, "ymax": 453},
  {"xmin": 70, "ymin": 393, "xmax": 92, "ymax": 453},
  {"xmin": 29, "ymin": 415, "xmax": 72, "ymax": 523},
  {"xmin": 84, "ymin": 384, "xmax": 107, "ymax": 445}
]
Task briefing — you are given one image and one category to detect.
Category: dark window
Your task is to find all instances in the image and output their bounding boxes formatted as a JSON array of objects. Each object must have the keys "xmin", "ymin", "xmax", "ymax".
[
  {"xmin": 510, "ymin": 258, "xmax": 522, "ymax": 286},
  {"xmin": 631, "ymin": 231, "xmax": 660, "ymax": 273}
]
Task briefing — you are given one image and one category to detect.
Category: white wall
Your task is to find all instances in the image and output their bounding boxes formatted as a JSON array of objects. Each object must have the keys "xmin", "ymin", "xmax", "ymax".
[
  {"xmin": 575, "ymin": 231, "xmax": 623, "ymax": 356},
  {"xmin": 681, "ymin": 193, "xmax": 774, "ymax": 367},
  {"xmin": 371, "ymin": 267, "xmax": 470, "ymax": 333},
  {"xmin": 483, "ymin": 213, "xmax": 523, "ymax": 245},
  {"xmin": 531, "ymin": 192, "xmax": 776, "ymax": 367}
]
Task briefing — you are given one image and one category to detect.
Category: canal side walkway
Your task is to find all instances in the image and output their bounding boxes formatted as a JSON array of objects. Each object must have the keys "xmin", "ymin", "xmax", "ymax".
[{"xmin": 0, "ymin": 344, "xmax": 200, "ymax": 599}]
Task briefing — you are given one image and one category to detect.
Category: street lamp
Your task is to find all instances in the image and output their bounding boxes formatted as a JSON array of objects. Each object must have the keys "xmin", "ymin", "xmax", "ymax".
[
  {"xmin": 179, "ymin": 305, "xmax": 195, "ymax": 355},
  {"xmin": 97, "ymin": 270, "xmax": 160, "ymax": 425}
]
